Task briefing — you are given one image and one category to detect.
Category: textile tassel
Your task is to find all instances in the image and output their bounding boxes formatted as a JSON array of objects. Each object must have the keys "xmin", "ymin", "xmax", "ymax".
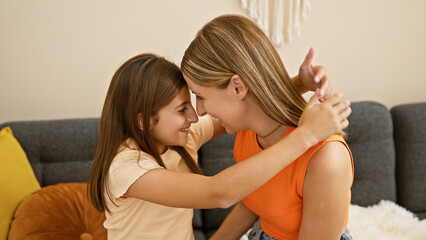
[
  {"xmin": 249, "ymin": 0, "xmax": 259, "ymax": 20},
  {"xmin": 240, "ymin": 0, "xmax": 311, "ymax": 47},
  {"xmin": 294, "ymin": 0, "xmax": 301, "ymax": 37},
  {"xmin": 301, "ymin": 0, "xmax": 311, "ymax": 21},
  {"xmin": 262, "ymin": 0, "xmax": 269, "ymax": 36},
  {"xmin": 272, "ymin": 0, "xmax": 284, "ymax": 47},
  {"xmin": 306, "ymin": 0, "xmax": 311, "ymax": 12},
  {"xmin": 287, "ymin": 0, "xmax": 294, "ymax": 43},
  {"xmin": 241, "ymin": 0, "xmax": 248, "ymax": 9},
  {"xmin": 257, "ymin": 0, "xmax": 264, "ymax": 29}
]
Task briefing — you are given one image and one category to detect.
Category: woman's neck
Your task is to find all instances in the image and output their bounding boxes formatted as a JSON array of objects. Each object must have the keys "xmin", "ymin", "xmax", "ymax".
[
  {"xmin": 244, "ymin": 98, "xmax": 287, "ymax": 149},
  {"xmin": 256, "ymin": 124, "xmax": 287, "ymax": 149}
]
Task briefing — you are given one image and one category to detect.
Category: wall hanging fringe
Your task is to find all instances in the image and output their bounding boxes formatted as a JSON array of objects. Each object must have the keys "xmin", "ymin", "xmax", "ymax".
[{"xmin": 240, "ymin": 0, "xmax": 312, "ymax": 47}]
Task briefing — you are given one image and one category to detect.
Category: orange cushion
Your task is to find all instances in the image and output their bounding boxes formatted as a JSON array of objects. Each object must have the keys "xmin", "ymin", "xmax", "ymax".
[{"xmin": 8, "ymin": 183, "xmax": 106, "ymax": 240}]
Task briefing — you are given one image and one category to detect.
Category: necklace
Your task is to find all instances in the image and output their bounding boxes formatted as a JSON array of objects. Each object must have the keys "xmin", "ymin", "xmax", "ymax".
[{"xmin": 257, "ymin": 124, "xmax": 282, "ymax": 139}]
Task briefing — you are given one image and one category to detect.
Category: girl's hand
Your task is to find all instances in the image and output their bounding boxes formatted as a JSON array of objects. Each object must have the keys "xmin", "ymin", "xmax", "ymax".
[
  {"xmin": 298, "ymin": 47, "xmax": 331, "ymax": 102},
  {"xmin": 298, "ymin": 92, "xmax": 351, "ymax": 146}
]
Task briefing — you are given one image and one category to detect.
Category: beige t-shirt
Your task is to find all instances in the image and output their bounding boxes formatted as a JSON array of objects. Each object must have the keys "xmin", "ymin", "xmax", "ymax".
[{"xmin": 104, "ymin": 116, "xmax": 214, "ymax": 240}]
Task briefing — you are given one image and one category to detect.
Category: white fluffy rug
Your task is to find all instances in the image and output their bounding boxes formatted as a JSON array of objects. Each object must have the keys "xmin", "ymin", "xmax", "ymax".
[
  {"xmin": 348, "ymin": 200, "xmax": 426, "ymax": 240},
  {"xmin": 240, "ymin": 200, "xmax": 426, "ymax": 240}
]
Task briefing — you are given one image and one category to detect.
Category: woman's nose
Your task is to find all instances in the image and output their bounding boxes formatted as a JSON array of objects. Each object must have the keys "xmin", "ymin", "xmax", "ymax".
[
  {"xmin": 196, "ymin": 101, "xmax": 207, "ymax": 116},
  {"xmin": 187, "ymin": 106, "xmax": 199, "ymax": 123}
]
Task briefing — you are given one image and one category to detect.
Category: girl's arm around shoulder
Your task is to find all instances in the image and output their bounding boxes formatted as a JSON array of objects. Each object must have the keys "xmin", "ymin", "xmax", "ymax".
[
  {"xmin": 298, "ymin": 141, "xmax": 353, "ymax": 240},
  {"xmin": 124, "ymin": 168, "xmax": 231, "ymax": 209},
  {"xmin": 124, "ymin": 127, "xmax": 315, "ymax": 210}
]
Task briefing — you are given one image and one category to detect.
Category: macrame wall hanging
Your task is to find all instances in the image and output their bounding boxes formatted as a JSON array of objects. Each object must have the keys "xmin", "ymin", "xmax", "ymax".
[{"xmin": 240, "ymin": 0, "xmax": 312, "ymax": 47}]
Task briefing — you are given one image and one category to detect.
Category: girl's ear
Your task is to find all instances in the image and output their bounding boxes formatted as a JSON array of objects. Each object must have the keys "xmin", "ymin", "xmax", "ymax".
[
  {"xmin": 149, "ymin": 117, "xmax": 156, "ymax": 130},
  {"xmin": 138, "ymin": 113, "xmax": 156, "ymax": 131},
  {"xmin": 137, "ymin": 113, "xmax": 144, "ymax": 130},
  {"xmin": 229, "ymin": 74, "xmax": 248, "ymax": 99}
]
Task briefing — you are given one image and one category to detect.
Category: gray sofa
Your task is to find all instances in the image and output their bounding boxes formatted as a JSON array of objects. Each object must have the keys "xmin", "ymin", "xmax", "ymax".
[{"xmin": 1, "ymin": 101, "xmax": 425, "ymax": 239}]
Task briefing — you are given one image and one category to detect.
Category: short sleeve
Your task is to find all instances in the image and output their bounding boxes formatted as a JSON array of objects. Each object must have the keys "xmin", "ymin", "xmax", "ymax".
[
  {"xmin": 107, "ymin": 150, "xmax": 163, "ymax": 203},
  {"xmin": 187, "ymin": 115, "xmax": 214, "ymax": 150}
]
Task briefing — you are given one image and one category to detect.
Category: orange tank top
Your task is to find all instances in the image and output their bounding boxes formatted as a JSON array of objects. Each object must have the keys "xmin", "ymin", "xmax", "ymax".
[{"xmin": 234, "ymin": 127, "xmax": 353, "ymax": 240}]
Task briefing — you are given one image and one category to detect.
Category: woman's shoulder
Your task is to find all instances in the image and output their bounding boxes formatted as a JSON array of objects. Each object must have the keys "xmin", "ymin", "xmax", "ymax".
[
  {"xmin": 305, "ymin": 137, "xmax": 353, "ymax": 182},
  {"xmin": 305, "ymin": 132, "xmax": 348, "ymax": 156}
]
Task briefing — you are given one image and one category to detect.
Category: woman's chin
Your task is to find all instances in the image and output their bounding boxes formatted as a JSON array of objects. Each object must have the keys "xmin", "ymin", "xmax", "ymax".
[{"xmin": 224, "ymin": 126, "xmax": 236, "ymax": 134}]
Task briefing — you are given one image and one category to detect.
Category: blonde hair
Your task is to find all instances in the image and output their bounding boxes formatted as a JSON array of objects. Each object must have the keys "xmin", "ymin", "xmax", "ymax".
[{"xmin": 181, "ymin": 14, "xmax": 306, "ymax": 127}]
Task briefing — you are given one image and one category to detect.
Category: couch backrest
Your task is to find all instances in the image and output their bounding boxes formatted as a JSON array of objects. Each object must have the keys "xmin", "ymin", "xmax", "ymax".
[
  {"xmin": 1, "ymin": 101, "xmax": 424, "ymax": 232},
  {"xmin": 0, "ymin": 118, "xmax": 99, "ymax": 186},
  {"xmin": 197, "ymin": 133, "xmax": 236, "ymax": 236},
  {"xmin": 391, "ymin": 102, "xmax": 426, "ymax": 219},
  {"xmin": 345, "ymin": 101, "xmax": 397, "ymax": 206}
]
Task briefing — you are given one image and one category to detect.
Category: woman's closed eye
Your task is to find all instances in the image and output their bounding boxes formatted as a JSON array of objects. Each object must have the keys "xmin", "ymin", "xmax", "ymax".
[
  {"xmin": 178, "ymin": 107, "xmax": 188, "ymax": 114},
  {"xmin": 196, "ymin": 95, "xmax": 204, "ymax": 101}
]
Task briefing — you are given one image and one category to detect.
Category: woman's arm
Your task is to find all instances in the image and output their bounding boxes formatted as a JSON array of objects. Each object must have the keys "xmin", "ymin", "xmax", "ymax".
[
  {"xmin": 298, "ymin": 141, "xmax": 353, "ymax": 240},
  {"xmin": 210, "ymin": 202, "xmax": 258, "ymax": 240},
  {"xmin": 124, "ymin": 93, "xmax": 351, "ymax": 209}
]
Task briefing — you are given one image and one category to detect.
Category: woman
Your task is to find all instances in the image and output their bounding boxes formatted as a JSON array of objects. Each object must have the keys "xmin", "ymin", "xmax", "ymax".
[{"xmin": 181, "ymin": 14, "xmax": 353, "ymax": 240}]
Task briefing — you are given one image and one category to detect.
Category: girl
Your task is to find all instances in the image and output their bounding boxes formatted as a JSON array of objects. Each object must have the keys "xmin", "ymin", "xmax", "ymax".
[
  {"xmin": 88, "ymin": 53, "xmax": 350, "ymax": 240},
  {"xmin": 181, "ymin": 15, "xmax": 353, "ymax": 240}
]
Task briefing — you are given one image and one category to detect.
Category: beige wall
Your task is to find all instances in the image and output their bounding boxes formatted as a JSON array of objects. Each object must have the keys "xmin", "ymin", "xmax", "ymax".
[{"xmin": 1, "ymin": 0, "xmax": 425, "ymax": 123}]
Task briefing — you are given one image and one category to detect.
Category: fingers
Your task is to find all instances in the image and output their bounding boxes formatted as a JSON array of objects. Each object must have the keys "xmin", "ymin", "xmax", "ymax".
[
  {"xmin": 323, "ymin": 92, "xmax": 346, "ymax": 106},
  {"xmin": 312, "ymin": 66, "xmax": 331, "ymax": 101},
  {"xmin": 334, "ymin": 99, "xmax": 351, "ymax": 114},
  {"xmin": 330, "ymin": 95, "xmax": 351, "ymax": 130},
  {"xmin": 306, "ymin": 91, "xmax": 321, "ymax": 108},
  {"xmin": 340, "ymin": 118, "xmax": 349, "ymax": 130},
  {"xmin": 301, "ymin": 47, "xmax": 316, "ymax": 69},
  {"xmin": 313, "ymin": 66, "xmax": 326, "ymax": 83},
  {"xmin": 315, "ymin": 89, "xmax": 325, "ymax": 102},
  {"xmin": 341, "ymin": 106, "xmax": 352, "ymax": 121},
  {"xmin": 338, "ymin": 103, "xmax": 352, "ymax": 130}
]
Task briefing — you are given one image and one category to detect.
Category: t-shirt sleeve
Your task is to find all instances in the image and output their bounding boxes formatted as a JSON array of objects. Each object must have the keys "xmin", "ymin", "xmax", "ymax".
[
  {"xmin": 107, "ymin": 150, "xmax": 163, "ymax": 202},
  {"xmin": 188, "ymin": 115, "xmax": 215, "ymax": 150}
]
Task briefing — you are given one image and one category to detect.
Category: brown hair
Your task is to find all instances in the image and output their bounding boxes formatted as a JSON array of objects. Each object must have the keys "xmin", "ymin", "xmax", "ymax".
[
  {"xmin": 181, "ymin": 14, "xmax": 306, "ymax": 127},
  {"xmin": 88, "ymin": 53, "xmax": 203, "ymax": 212}
]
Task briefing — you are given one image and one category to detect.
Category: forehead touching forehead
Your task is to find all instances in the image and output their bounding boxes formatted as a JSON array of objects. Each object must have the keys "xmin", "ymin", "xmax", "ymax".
[
  {"xmin": 183, "ymin": 73, "xmax": 207, "ymax": 95},
  {"xmin": 168, "ymin": 85, "xmax": 191, "ymax": 107}
]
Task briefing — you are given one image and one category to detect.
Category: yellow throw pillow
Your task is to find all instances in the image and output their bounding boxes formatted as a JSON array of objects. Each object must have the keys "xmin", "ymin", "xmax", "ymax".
[{"xmin": 0, "ymin": 127, "xmax": 40, "ymax": 239}]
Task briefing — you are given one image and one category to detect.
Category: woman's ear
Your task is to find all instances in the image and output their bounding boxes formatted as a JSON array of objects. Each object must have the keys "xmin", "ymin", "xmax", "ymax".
[{"xmin": 229, "ymin": 74, "xmax": 248, "ymax": 99}]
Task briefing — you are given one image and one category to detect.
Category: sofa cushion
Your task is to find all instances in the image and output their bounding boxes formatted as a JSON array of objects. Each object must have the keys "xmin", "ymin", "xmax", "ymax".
[
  {"xmin": 391, "ymin": 102, "xmax": 426, "ymax": 218},
  {"xmin": 0, "ymin": 127, "xmax": 41, "ymax": 239},
  {"xmin": 8, "ymin": 182, "xmax": 106, "ymax": 240},
  {"xmin": 0, "ymin": 119, "xmax": 99, "ymax": 186},
  {"xmin": 198, "ymin": 133, "xmax": 236, "ymax": 231},
  {"xmin": 345, "ymin": 102, "xmax": 397, "ymax": 206}
]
